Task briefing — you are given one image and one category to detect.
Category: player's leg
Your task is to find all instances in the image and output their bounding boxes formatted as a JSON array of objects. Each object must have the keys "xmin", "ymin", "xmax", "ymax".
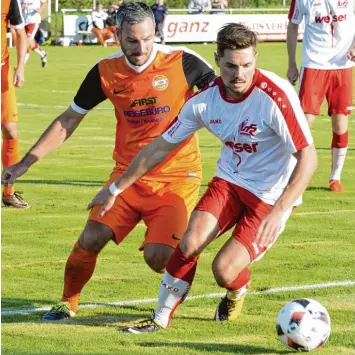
[
  {"xmin": 43, "ymin": 173, "xmax": 141, "ymax": 321},
  {"xmin": 298, "ymin": 67, "xmax": 327, "ymax": 127},
  {"xmin": 25, "ymin": 23, "xmax": 47, "ymax": 67},
  {"xmin": 1, "ymin": 64, "xmax": 28, "ymax": 208},
  {"xmin": 92, "ymin": 28, "xmax": 105, "ymax": 46},
  {"xmin": 213, "ymin": 186, "xmax": 293, "ymax": 322},
  {"xmin": 327, "ymin": 68, "xmax": 353, "ymax": 192},
  {"xmin": 123, "ymin": 177, "xmax": 243, "ymax": 333}
]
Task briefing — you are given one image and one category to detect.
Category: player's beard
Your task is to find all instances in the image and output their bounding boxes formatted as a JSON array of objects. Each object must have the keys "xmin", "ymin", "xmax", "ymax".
[{"xmin": 121, "ymin": 42, "xmax": 153, "ymax": 66}]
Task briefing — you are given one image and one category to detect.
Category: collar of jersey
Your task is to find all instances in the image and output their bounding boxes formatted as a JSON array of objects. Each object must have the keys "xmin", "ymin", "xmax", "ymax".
[{"xmin": 124, "ymin": 44, "xmax": 158, "ymax": 73}]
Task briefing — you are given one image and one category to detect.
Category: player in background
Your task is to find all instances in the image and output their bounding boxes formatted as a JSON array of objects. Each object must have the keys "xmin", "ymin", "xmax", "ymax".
[
  {"xmin": 87, "ymin": 23, "xmax": 317, "ymax": 333},
  {"xmin": 1, "ymin": 0, "xmax": 29, "ymax": 208},
  {"xmin": 91, "ymin": 2, "xmax": 112, "ymax": 47},
  {"xmin": 151, "ymin": 0, "xmax": 168, "ymax": 45},
  {"xmin": 22, "ymin": 0, "xmax": 47, "ymax": 67},
  {"xmin": 287, "ymin": 0, "xmax": 355, "ymax": 192},
  {"xmin": 2, "ymin": 2, "xmax": 216, "ymax": 320}
]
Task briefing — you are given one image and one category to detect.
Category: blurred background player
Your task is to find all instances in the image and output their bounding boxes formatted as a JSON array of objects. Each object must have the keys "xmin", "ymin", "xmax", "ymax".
[
  {"xmin": 2, "ymin": 2, "xmax": 216, "ymax": 320},
  {"xmin": 89, "ymin": 23, "xmax": 317, "ymax": 334},
  {"xmin": 22, "ymin": 0, "xmax": 47, "ymax": 67},
  {"xmin": 287, "ymin": 0, "xmax": 355, "ymax": 192},
  {"xmin": 151, "ymin": 0, "xmax": 168, "ymax": 45},
  {"xmin": 1, "ymin": 0, "xmax": 29, "ymax": 208},
  {"xmin": 91, "ymin": 2, "xmax": 117, "ymax": 47},
  {"xmin": 187, "ymin": 0, "xmax": 211, "ymax": 14},
  {"xmin": 211, "ymin": 0, "xmax": 228, "ymax": 14},
  {"xmin": 105, "ymin": 2, "xmax": 120, "ymax": 46}
]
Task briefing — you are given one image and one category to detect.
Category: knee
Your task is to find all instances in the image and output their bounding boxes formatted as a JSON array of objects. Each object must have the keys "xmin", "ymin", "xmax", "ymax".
[
  {"xmin": 78, "ymin": 221, "xmax": 114, "ymax": 253},
  {"xmin": 144, "ymin": 244, "xmax": 174, "ymax": 273},
  {"xmin": 179, "ymin": 235, "xmax": 203, "ymax": 257},
  {"xmin": 2, "ymin": 124, "xmax": 18, "ymax": 140},
  {"xmin": 212, "ymin": 258, "xmax": 243, "ymax": 288}
]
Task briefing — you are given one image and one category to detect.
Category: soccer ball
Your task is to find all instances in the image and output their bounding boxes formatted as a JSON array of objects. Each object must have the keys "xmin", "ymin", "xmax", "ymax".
[{"xmin": 276, "ymin": 298, "xmax": 331, "ymax": 352}]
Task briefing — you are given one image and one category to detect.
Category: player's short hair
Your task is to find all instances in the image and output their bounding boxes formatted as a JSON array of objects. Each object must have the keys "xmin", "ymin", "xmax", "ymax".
[
  {"xmin": 116, "ymin": 2, "xmax": 155, "ymax": 28},
  {"xmin": 217, "ymin": 23, "xmax": 258, "ymax": 56}
]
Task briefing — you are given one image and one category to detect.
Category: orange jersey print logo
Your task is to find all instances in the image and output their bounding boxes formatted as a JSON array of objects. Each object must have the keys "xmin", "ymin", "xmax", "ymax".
[{"xmin": 152, "ymin": 75, "xmax": 169, "ymax": 91}]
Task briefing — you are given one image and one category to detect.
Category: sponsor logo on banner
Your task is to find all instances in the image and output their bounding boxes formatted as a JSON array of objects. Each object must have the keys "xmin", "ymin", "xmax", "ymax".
[{"xmin": 153, "ymin": 75, "xmax": 169, "ymax": 91}]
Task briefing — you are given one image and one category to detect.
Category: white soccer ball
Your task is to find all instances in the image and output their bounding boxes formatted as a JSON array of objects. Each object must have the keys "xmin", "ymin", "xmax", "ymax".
[{"xmin": 276, "ymin": 298, "xmax": 331, "ymax": 352}]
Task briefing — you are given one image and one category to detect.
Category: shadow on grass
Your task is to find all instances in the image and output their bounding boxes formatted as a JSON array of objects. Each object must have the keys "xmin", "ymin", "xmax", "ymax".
[
  {"xmin": 305, "ymin": 186, "xmax": 329, "ymax": 192},
  {"xmin": 16, "ymin": 179, "xmax": 105, "ymax": 187},
  {"xmin": 140, "ymin": 341, "xmax": 286, "ymax": 354}
]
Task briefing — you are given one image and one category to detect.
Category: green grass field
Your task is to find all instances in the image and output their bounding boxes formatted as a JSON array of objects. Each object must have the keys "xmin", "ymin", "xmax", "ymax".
[{"xmin": 2, "ymin": 43, "xmax": 355, "ymax": 355}]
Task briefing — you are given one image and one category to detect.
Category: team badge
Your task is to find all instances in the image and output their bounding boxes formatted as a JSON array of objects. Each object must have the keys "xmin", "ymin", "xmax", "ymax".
[{"xmin": 152, "ymin": 75, "xmax": 169, "ymax": 91}]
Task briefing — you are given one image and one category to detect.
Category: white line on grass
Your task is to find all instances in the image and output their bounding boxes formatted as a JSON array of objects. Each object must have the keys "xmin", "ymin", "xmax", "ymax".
[
  {"xmin": 2, "ymin": 280, "xmax": 354, "ymax": 316},
  {"xmin": 294, "ymin": 209, "xmax": 355, "ymax": 216}
]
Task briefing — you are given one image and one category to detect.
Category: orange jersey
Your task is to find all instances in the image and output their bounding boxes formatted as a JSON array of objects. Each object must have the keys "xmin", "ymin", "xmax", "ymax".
[
  {"xmin": 1, "ymin": 0, "xmax": 24, "ymax": 65},
  {"xmin": 72, "ymin": 44, "xmax": 216, "ymax": 181}
]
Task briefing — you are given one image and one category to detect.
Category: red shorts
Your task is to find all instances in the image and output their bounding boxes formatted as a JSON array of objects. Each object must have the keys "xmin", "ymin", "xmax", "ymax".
[
  {"xmin": 1, "ymin": 63, "xmax": 18, "ymax": 125},
  {"xmin": 194, "ymin": 177, "xmax": 292, "ymax": 262},
  {"xmin": 89, "ymin": 170, "xmax": 200, "ymax": 250},
  {"xmin": 25, "ymin": 23, "xmax": 39, "ymax": 39},
  {"xmin": 299, "ymin": 67, "xmax": 353, "ymax": 116}
]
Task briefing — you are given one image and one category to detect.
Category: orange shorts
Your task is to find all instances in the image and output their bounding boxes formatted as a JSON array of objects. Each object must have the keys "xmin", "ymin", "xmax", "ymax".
[
  {"xmin": 299, "ymin": 67, "xmax": 353, "ymax": 116},
  {"xmin": 89, "ymin": 170, "xmax": 200, "ymax": 250},
  {"xmin": 1, "ymin": 63, "xmax": 18, "ymax": 125}
]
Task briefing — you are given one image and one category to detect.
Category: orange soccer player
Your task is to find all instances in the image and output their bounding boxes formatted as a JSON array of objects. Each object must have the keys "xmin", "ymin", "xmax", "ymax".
[
  {"xmin": 1, "ymin": 0, "xmax": 29, "ymax": 208},
  {"xmin": 2, "ymin": 2, "xmax": 216, "ymax": 320}
]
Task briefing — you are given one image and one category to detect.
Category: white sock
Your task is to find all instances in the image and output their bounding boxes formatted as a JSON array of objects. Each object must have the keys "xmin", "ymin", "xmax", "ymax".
[
  {"xmin": 153, "ymin": 271, "xmax": 190, "ymax": 328},
  {"xmin": 24, "ymin": 52, "xmax": 30, "ymax": 64},
  {"xmin": 330, "ymin": 147, "xmax": 348, "ymax": 181},
  {"xmin": 33, "ymin": 47, "xmax": 45, "ymax": 58}
]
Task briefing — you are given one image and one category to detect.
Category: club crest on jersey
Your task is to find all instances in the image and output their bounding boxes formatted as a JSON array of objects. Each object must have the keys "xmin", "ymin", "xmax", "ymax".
[
  {"xmin": 238, "ymin": 118, "xmax": 257, "ymax": 137},
  {"xmin": 152, "ymin": 75, "xmax": 169, "ymax": 91},
  {"xmin": 337, "ymin": 0, "xmax": 348, "ymax": 7}
]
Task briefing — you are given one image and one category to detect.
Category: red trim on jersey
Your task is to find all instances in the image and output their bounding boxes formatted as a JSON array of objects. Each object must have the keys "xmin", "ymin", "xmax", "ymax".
[
  {"xmin": 257, "ymin": 72, "xmax": 309, "ymax": 151},
  {"xmin": 217, "ymin": 70, "xmax": 261, "ymax": 103},
  {"xmin": 288, "ymin": 0, "xmax": 296, "ymax": 20}
]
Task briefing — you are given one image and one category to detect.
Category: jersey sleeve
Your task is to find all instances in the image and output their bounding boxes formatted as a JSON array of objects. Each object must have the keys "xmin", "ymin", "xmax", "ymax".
[
  {"xmin": 182, "ymin": 50, "xmax": 216, "ymax": 90},
  {"xmin": 270, "ymin": 82, "xmax": 313, "ymax": 154},
  {"xmin": 162, "ymin": 97, "xmax": 204, "ymax": 144},
  {"xmin": 288, "ymin": 0, "xmax": 304, "ymax": 24},
  {"xmin": 71, "ymin": 63, "xmax": 107, "ymax": 114},
  {"xmin": 9, "ymin": 0, "xmax": 25, "ymax": 28}
]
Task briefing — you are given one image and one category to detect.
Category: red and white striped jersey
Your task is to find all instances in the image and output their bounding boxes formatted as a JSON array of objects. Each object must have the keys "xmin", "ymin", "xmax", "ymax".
[
  {"xmin": 288, "ymin": 0, "xmax": 355, "ymax": 69},
  {"xmin": 163, "ymin": 70, "xmax": 313, "ymax": 206}
]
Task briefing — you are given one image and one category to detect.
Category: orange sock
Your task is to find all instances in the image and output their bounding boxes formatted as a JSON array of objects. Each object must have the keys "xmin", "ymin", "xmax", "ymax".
[
  {"xmin": 61, "ymin": 241, "xmax": 98, "ymax": 313},
  {"xmin": 2, "ymin": 138, "xmax": 20, "ymax": 196}
]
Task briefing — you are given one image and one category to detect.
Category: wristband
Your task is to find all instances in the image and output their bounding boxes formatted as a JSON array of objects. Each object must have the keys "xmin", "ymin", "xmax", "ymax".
[{"xmin": 109, "ymin": 182, "xmax": 122, "ymax": 197}]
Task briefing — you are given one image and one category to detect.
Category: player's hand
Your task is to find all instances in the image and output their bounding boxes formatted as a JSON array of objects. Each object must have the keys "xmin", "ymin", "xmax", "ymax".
[
  {"xmin": 87, "ymin": 188, "xmax": 116, "ymax": 218},
  {"xmin": 255, "ymin": 210, "xmax": 283, "ymax": 248},
  {"xmin": 1, "ymin": 162, "xmax": 29, "ymax": 187},
  {"xmin": 13, "ymin": 67, "xmax": 24, "ymax": 87},
  {"xmin": 287, "ymin": 66, "xmax": 299, "ymax": 85},
  {"xmin": 347, "ymin": 46, "xmax": 355, "ymax": 62}
]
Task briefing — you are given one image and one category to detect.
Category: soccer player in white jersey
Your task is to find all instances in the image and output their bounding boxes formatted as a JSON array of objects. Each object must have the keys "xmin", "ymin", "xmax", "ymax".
[
  {"xmin": 22, "ymin": 0, "xmax": 47, "ymax": 67},
  {"xmin": 287, "ymin": 0, "xmax": 355, "ymax": 192},
  {"xmin": 87, "ymin": 23, "xmax": 318, "ymax": 333}
]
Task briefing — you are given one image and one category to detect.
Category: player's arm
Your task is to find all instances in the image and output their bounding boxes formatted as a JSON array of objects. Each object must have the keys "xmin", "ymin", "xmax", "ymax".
[
  {"xmin": 182, "ymin": 50, "xmax": 216, "ymax": 89},
  {"xmin": 348, "ymin": 33, "xmax": 355, "ymax": 61},
  {"xmin": 255, "ymin": 83, "xmax": 317, "ymax": 247},
  {"xmin": 286, "ymin": 0, "xmax": 303, "ymax": 84},
  {"xmin": 1, "ymin": 63, "xmax": 107, "ymax": 186},
  {"xmin": 9, "ymin": 0, "xmax": 26, "ymax": 87},
  {"xmin": 88, "ymin": 100, "xmax": 204, "ymax": 217}
]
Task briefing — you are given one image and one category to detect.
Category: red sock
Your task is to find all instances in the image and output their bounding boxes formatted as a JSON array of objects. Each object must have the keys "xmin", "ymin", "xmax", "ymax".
[
  {"xmin": 61, "ymin": 242, "xmax": 98, "ymax": 313},
  {"xmin": 2, "ymin": 138, "xmax": 20, "ymax": 196},
  {"xmin": 331, "ymin": 131, "xmax": 348, "ymax": 148},
  {"xmin": 166, "ymin": 245, "xmax": 199, "ymax": 284},
  {"xmin": 225, "ymin": 268, "xmax": 251, "ymax": 291}
]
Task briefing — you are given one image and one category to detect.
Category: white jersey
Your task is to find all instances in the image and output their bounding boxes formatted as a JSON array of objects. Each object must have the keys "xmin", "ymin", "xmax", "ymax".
[
  {"xmin": 289, "ymin": 0, "xmax": 355, "ymax": 69},
  {"xmin": 91, "ymin": 10, "xmax": 108, "ymax": 29},
  {"xmin": 22, "ymin": 0, "xmax": 45, "ymax": 25},
  {"xmin": 163, "ymin": 70, "xmax": 313, "ymax": 206}
]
